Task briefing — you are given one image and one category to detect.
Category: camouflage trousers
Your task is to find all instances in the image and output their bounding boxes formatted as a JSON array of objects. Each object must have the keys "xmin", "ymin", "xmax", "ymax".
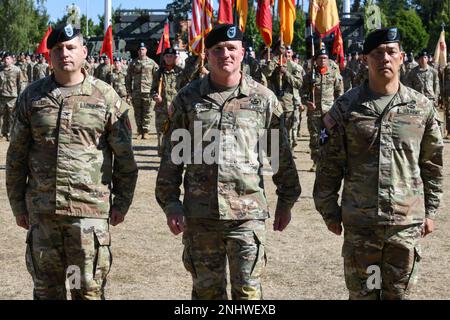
[
  {"xmin": 444, "ymin": 100, "xmax": 450, "ymax": 133},
  {"xmin": 307, "ymin": 110, "xmax": 323, "ymax": 163},
  {"xmin": 182, "ymin": 218, "xmax": 266, "ymax": 300},
  {"xmin": 131, "ymin": 93, "xmax": 154, "ymax": 134},
  {"xmin": 0, "ymin": 96, "xmax": 16, "ymax": 138},
  {"xmin": 154, "ymin": 105, "xmax": 169, "ymax": 156},
  {"xmin": 342, "ymin": 224, "xmax": 422, "ymax": 300},
  {"xmin": 26, "ymin": 213, "xmax": 112, "ymax": 300},
  {"xmin": 293, "ymin": 107, "xmax": 303, "ymax": 139},
  {"xmin": 284, "ymin": 111, "xmax": 296, "ymax": 150}
]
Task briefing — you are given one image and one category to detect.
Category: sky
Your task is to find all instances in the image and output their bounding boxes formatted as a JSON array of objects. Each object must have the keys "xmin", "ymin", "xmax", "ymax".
[
  {"xmin": 45, "ymin": 0, "xmax": 183, "ymax": 23},
  {"xmin": 44, "ymin": 0, "xmax": 318, "ymax": 24}
]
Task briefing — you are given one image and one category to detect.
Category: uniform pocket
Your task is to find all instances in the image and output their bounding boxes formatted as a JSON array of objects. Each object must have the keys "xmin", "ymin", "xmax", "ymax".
[
  {"xmin": 92, "ymin": 229, "xmax": 112, "ymax": 281},
  {"xmin": 405, "ymin": 246, "xmax": 421, "ymax": 292},
  {"xmin": 182, "ymin": 234, "xmax": 197, "ymax": 278},
  {"xmin": 250, "ymin": 229, "xmax": 267, "ymax": 279},
  {"xmin": 25, "ymin": 226, "xmax": 38, "ymax": 279}
]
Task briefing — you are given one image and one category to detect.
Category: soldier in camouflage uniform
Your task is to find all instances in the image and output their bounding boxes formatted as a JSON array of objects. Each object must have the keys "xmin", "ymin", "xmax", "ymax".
[
  {"xmin": 0, "ymin": 52, "xmax": 21, "ymax": 140},
  {"xmin": 314, "ymin": 28, "xmax": 443, "ymax": 300},
  {"xmin": 155, "ymin": 24, "xmax": 301, "ymax": 300},
  {"xmin": 126, "ymin": 42, "xmax": 159, "ymax": 139},
  {"xmin": 27, "ymin": 54, "xmax": 37, "ymax": 83},
  {"xmin": 181, "ymin": 52, "xmax": 210, "ymax": 84},
  {"xmin": 151, "ymin": 48, "xmax": 187, "ymax": 156},
  {"xmin": 301, "ymin": 48, "xmax": 344, "ymax": 171},
  {"xmin": 16, "ymin": 52, "xmax": 29, "ymax": 93},
  {"xmin": 341, "ymin": 58, "xmax": 355, "ymax": 92},
  {"xmin": 348, "ymin": 51, "xmax": 361, "ymax": 74},
  {"xmin": 5, "ymin": 24, "xmax": 138, "ymax": 300},
  {"xmin": 405, "ymin": 50, "xmax": 440, "ymax": 107},
  {"xmin": 442, "ymin": 60, "xmax": 450, "ymax": 138},
  {"xmin": 242, "ymin": 46, "xmax": 267, "ymax": 86},
  {"xmin": 33, "ymin": 54, "xmax": 49, "ymax": 81},
  {"xmin": 353, "ymin": 62, "xmax": 369, "ymax": 87},
  {"xmin": 107, "ymin": 57, "xmax": 127, "ymax": 99},
  {"xmin": 263, "ymin": 46, "xmax": 303, "ymax": 151},
  {"xmin": 94, "ymin": 55, "xmax": 112, "ymax": 83},
  {"xmin": 400, "ymin": 52, "xmax": 418, "ymax": 83}
]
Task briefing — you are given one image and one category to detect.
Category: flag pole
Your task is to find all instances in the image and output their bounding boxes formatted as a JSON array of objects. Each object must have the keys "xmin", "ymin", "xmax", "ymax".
[
  {"xmin": 201, "ymin": 0, "xmax": 206, "ymax": 68},
  {"xmin": 442, "ymin": 22, "xmax": 447, "ymax": 136},
  {"xmin": 309, "ymin": 20, "xmax": 316, "ymax": 106}
]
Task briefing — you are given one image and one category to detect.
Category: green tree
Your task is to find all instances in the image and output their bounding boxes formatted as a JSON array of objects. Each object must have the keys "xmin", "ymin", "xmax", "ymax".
[
  {"xmin": 291, "ymin": 8, "xmax": 306, "ymax": 55},
  {"xmin": 389, "ymin": 9, "xmax": 429, "ymax": 53},
  {"xmin": 243, "ymin": 2, "xmax": 264, "ymax": 53},
  {"xmin": 0, "ymin": 0, "xmax": 49, "ymax": 52}
]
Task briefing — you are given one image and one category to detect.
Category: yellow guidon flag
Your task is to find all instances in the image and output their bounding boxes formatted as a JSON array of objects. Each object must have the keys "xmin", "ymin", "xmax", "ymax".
[
  {"xmin": 278, "ymin": 0, "xmax": 296, "ymax": 45},
  {"xmin": 434, "ymin": 29, "xmax": 447, "ymax": 69},
  {"xmin": 235, "ymin": 0, "xmax": 248, "ymax": 32},
  {"xmin": 310, "ymin": 0, "xmax": 340, "ymax": 37}
]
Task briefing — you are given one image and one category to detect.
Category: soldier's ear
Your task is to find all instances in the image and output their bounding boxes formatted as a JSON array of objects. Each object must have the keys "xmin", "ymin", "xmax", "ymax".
[{"xmin": 363, "ymin": 54, "xmax": 368, "ymax": 64}]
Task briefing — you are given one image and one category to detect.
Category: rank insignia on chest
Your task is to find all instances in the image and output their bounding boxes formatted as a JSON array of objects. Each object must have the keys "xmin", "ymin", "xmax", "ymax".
[
  {"xmin": 319, "ymin": 128, "xmax": 329, "ymax": 145},
  {"xmin": 250, "ymin": 97, "xmax": 261, "ymax": 105}
]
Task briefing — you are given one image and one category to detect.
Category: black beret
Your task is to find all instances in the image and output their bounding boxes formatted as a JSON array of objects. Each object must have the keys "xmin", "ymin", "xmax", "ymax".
[
  {"xmin": 113, "ymin": 57, "xmax": 121, "ymax": 62},
  {"xmin": 163, "ymin": 47, "xmax": 176, "ymax": 55},
  {"xmin": 139, "ymin": 42, "xmax": 147, "ymax": 49},
  {"xmin": 2, "ymin": 52, "xmax": 12, "ymax": 58},
  {"xmin": 315, "ymin": 47, "xmax": 329, "ymax": 58},
  {"xmin": 205, "ymin": 24, "xmax": 243, "ymax": 49},
  {"xmin": 47, "ymin": 23, "xmax": 81, "ymax": 49},
  {"xmin": 37, "ymin": 53, "xmax": 44, "ymax": 59},
  {"xmin": 363, "ymin": 27, "xmax": 401, "ymax": 54},
  {"xmin": 417, "ymin": 49, "xmax": 428, "ymax": 58}
]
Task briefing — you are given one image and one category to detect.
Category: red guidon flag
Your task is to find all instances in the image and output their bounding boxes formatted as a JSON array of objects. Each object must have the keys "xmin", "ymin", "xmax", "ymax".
[
  {"xmin": 156, "ymin": 20, "xmax": 171, "ymax": 55},
  {"xmin": 100, "ymin": 25, "xmax": 113, "ymax": 62},
  {"xmin": 332, "ymin": 26, "xmax": 345, "ymax": 70},
  {"xmin": 256, "ymin": 0, "xmax": 273, "ymax": 47},
  {"xmin": 218, "ymin": 0, "xmax": 234, "ymax": 24},
  {"xmin": 35, "ymin": 25, "xmax": 52, "ymax": 63}
]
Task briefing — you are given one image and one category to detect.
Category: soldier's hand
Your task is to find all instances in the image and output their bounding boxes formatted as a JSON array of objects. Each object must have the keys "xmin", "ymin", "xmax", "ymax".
[
  {"xmin": 327, "ymin": 222, "xmax": 342, "ymax": 235},
  {"xmin": 199, "ymin": 66, "xmax": 209, "ymax": 76},
  {"xmin": 153, "ymin": 94, "xmax": 162, "ymax": 103},
  {"xmin": 167, "ymin": 211, "xmax": 186, "ymax": 235},
  {"xmin": 110, "ymin": 207, "xmax": 125, "ymax": 226},
  {"xmin": 15, "ymin": 214, "xmax": 29, "ymax": 230},
  {"xmin": 306, "ymin": 101, "xmax": 316, "ymax": 111},
  {"xmin": 273, "ymin": 206, "xmax": 291, "ymax": 232},
  {"xmin": 421, "ymin": 218, "xmax": 434, "ymax": 237}
]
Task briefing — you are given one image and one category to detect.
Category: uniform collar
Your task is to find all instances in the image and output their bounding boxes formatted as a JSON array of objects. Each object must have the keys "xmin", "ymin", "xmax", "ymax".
[
  {"xmin": 199, "ymin": 72, "xmax": 250, "ymax": 97},
  {"xmin": 360, "ymin": 81, "xmax": 413, "ymax": 108},
  {"xmin": 41, "ymin": 68, "xmax": 93, "ymax": 98}
]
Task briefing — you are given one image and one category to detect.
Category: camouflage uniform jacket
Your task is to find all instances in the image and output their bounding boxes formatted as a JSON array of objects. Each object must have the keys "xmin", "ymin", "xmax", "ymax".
[
  {"xmin": 33, "ymin": 62, "xmax": 49, "ymax": 81},
  {"xmin": 314, "ymin": 82, "xmax": 443, "ymax": 227},
  {"xmin": 180, "ymin": 55, "xmax": 208, "ymax": 85},
  {"xmin": 155, "ymin": 73, "xmax": 301, "ymax": 220},
  {"xmin": 107, "ymin": 69, "xmax": 128, "ymax": 98},
  {"xmin": 301, "ymin": 65, "xmax": 344, "ymax": 114},
  {"xmin": 263, "ymin": 57, "xmax": 303, "ymax": 112},
  {"xmin": 405, "ymin": 65, "xmax": 440, "ymax": 103},
  {"xmin": 151, "ymin": 65, "xmax": 186, "ymax": 110},
  {"xmin": 353, "ymin": 65, "xmax": 369, "ymax": 87},
  {"xmin": 125, "ymin": 56, "xmax": 159, "ymax": 95},
  {"xmin": 341, "ymin": 67, "xmax": 355, "ymax": 92},
  {"xmin": 94, "ymin": 63, "xmax": 112, "ymax": 83},
  {"xmin": 6, "ymin": 70, "xmax": 138, "ymax": 218},
  {"xmin": 0, "ymin": 64, "xmax": 21, "ymax": 97},
  {"xmin": 27, "ymin": 61, "xmax": 36, "ymax": 83},
  {"xmin": 16, "ymin": 61, "xmax": 29, "ymax": 92},
  {"xmin": 241, "ymin": 56, "xmax": 267, "ymax": 86}
]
